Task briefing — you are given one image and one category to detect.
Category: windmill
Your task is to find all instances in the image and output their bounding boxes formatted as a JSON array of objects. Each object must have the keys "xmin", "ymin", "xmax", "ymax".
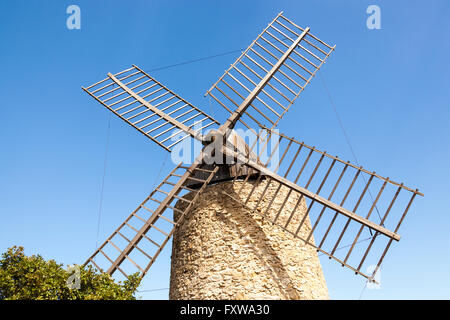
[{"xmin": 82, "ymin": 12, "xmax": 422, "ymax": 299}]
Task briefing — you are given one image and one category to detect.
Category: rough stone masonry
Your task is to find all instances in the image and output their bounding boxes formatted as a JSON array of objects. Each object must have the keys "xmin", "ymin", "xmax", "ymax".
[{"xmin": 170, "ymin": 179, "xmax": 329, "ymax": 300}]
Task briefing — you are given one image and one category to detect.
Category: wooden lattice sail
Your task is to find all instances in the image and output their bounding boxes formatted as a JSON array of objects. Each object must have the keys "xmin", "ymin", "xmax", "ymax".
[{"xmin": 81, "ymin": 12, "xmax": 422, "ymax": 286}]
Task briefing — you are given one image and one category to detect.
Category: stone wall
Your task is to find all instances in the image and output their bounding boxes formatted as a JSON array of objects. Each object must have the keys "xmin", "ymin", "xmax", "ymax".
[{"xmin": 169, "ymin": 180, "xmax": 328, "ymax": 300}]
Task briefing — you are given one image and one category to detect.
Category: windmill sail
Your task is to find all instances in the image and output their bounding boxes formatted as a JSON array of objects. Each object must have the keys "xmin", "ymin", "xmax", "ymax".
[
  {"xmin": 221, "ymin": 129, "xmax": 422, "ymax": 281},
  {"xmin": 81, "ymin": 12, "xmax": 422, "ymax": 285},
  {"xmin": 84, "ymin": 163, "xmax": 219, "ymax": 280},
  {"xmin": 83, "ymin": 65, "xmax": 219, "ymax": 152},
  {"xmin": 206, "ymin": 12, "xmax": 334, "ymax": 132}
]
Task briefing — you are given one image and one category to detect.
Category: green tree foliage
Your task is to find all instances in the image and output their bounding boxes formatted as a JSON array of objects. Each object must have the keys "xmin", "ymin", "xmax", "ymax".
[{"xmin": 0, "ymin": 246, "xmax": 140, "ymax": 300}]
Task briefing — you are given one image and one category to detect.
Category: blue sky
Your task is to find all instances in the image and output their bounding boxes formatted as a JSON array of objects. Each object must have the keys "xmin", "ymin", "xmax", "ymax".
[{"xmin": 0, "ymin": 0, "xmax": 449, "ymax": 299}]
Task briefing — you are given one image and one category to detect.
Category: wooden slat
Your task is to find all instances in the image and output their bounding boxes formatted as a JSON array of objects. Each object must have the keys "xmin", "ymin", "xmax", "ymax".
[
  {"xmin": 222, "ymin": 145, "xmax": 401, "ymax": 241},
  {"xmin": 108, "ymin": 73, "xmax": 203, "ymax": 142},
  {"xmin": 218, "ymin": 27, "xmax": 310, "ymax": 131}
]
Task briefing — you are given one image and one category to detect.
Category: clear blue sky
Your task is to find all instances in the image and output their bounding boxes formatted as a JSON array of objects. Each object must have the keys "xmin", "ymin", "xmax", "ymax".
[{"xmin": 1, "ymin": 0, "xmax": 449, "ymax": 299}]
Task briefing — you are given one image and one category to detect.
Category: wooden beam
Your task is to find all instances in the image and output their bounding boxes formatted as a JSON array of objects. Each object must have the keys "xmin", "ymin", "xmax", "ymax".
[
  {"xmin": 108, "ymin": 73, "xmax": 204, "ymax": 143},
  {"xmin": 219, "ymin": 27, "xmax": 310, "ymax": 132},
  {"xmin": 222, "ymin": 145, "xmax": 401, "ymax": 241},
  {"xmin": 106, "ymin": 160, "xmax": 201, "ymax": 275}
]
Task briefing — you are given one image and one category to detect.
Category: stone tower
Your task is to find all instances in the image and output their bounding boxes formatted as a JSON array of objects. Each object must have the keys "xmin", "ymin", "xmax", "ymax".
[{"xmin": 169, "ymin": 179, "xmax": 329, "ymax": 300}]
